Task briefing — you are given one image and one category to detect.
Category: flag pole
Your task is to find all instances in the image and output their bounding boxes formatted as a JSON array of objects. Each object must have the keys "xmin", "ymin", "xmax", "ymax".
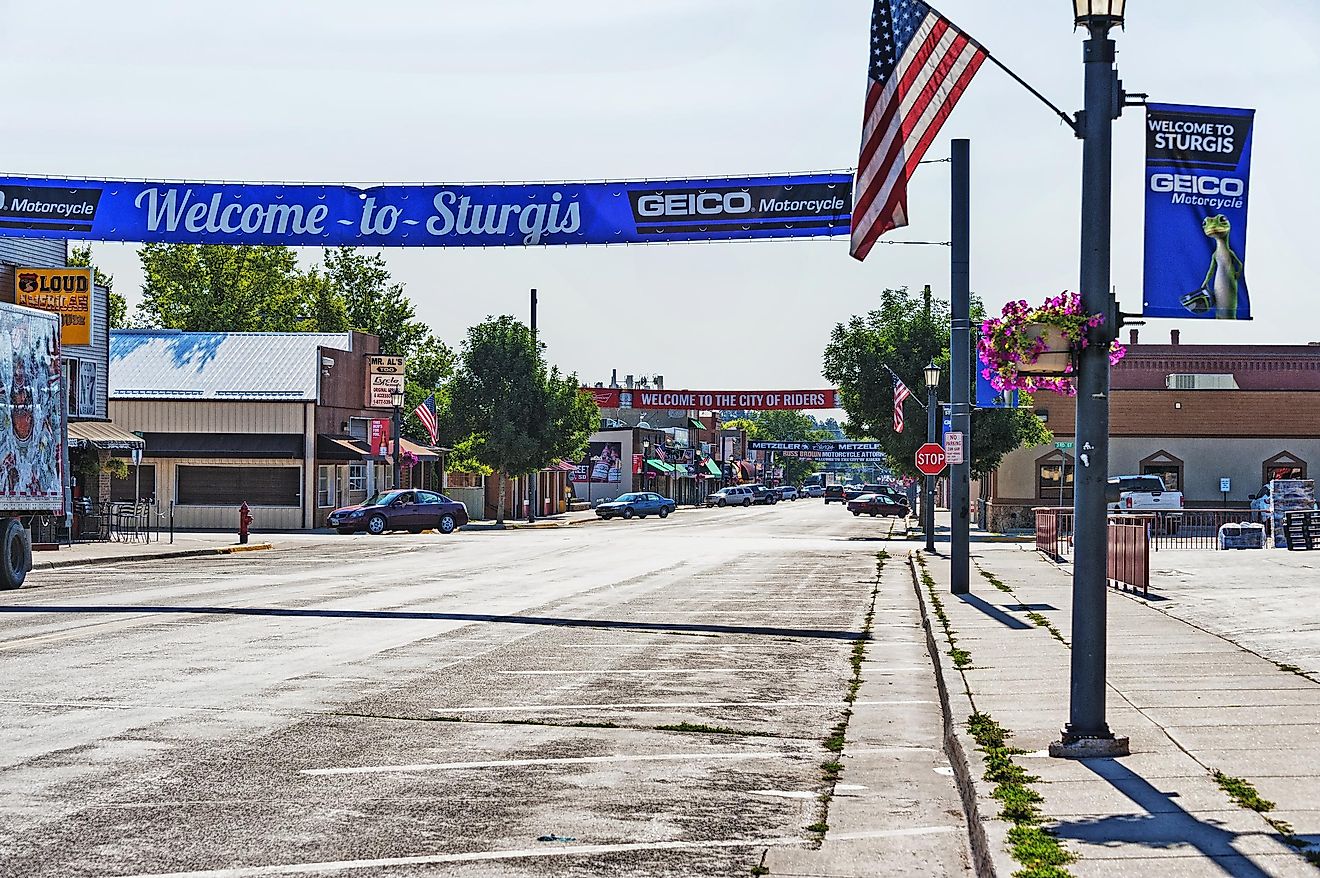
[
  {"xmin": 927, "ymin": 2, "xmax": 1080, "ymax": 136},
  {"xmin": 882, "ymin": 363, "xmax": 927, "ymax": 412}
]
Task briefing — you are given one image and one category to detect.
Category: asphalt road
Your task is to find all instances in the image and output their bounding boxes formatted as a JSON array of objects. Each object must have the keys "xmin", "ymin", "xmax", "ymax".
[{"xmin": 0, "ymin": 501, "xmax": 958, "ymax": 877}]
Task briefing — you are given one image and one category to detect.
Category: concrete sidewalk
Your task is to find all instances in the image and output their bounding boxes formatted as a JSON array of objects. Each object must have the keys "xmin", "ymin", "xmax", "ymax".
[
  {"xmin": 765, "ymin": 550, "xmax": 974, "ymax": 877},
  {"xmin": 915, "ymin": 543, "xmax": 1320, "ymax": 876},
  {"xmin": 31, "ymin": 531, "xmax": 274, "ymax": 570}
]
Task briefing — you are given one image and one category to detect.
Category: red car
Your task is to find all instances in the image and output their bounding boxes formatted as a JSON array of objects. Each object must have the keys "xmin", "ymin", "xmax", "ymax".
[
  {"xmin": 847, "ymin": 493, "xmax": 908, "ymax": 518},
  {"xmin": 327, "ymin": 490, "xmax": 469, "ymax": 535}
]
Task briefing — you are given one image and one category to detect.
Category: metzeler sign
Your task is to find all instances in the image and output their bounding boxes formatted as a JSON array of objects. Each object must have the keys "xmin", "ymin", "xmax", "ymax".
[
  {"xmin": 749, "ymin": 440, "xmax": 884, "ymax": 461},
  {"xmin": 0, "ymin": 173, "xmax": 851, "ymax": 247},
  {"xmin": 586, "ymin": 389, "xmax": 837, "ymax": 410},
  {"xmin": 14, "ymin": 267, "xmax": 92, "ymax": 346},
  {"xmin": 366, "ymin": 355, "xmax": 406, "ymax": 408}
]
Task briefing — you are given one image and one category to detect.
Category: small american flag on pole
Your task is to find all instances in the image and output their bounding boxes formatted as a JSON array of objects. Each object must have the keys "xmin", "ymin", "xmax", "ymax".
[
  {"xmin": 893, "ymin": 376, "xmax": 911, "ymax": 433},
  {"xmin": 851, "ymin": 0, "xmax": 988, "ymax": 260},
  {"xmin": 413, "ymin": 392, "xmax": 439, "ymax": 445}
]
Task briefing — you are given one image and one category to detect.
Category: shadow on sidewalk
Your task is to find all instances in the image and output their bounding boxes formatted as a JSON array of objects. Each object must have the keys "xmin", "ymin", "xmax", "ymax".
[
  {"xmin": 1048, "ymin": 759, "xmax": 1302, "ymax": 875},
  {"xmin": 955, "ymin": 593, "xmax": 1032, "ymax": 630},
  {"xmin": 0, "ymin": 604, "xmax": 863, "ymax": 641}
]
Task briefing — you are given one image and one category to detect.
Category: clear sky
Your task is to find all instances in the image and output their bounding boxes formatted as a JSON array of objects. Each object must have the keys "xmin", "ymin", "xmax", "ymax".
[{"xmin": 2, "ymin": 1, "xmax": 1316, "ymax": 390}]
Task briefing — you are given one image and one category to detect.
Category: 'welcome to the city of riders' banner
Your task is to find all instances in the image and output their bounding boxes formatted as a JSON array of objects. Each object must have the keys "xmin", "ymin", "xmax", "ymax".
[
  {"xmin": 1143, "ymin": 103, "xmax": 1255, "ymax": 320},
  {"xmin": 0, "ymin": 173, "xmax": 852, "ymax": 247}
]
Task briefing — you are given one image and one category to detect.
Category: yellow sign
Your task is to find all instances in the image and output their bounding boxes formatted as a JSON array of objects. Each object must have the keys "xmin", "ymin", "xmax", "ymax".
[{"xmin": 14, "ymin": 267, "xmax": 93, "ymax": 346}]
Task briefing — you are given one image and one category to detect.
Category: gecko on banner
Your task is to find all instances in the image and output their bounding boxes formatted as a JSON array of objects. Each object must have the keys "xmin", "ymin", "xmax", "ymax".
[
  {"xmin": 0, "ymin": 173, "xmax": 851, "ymax": 247},
  {"xmin": 1143, "ymin": 103, "xmax": 1255, "ymax": 320}
]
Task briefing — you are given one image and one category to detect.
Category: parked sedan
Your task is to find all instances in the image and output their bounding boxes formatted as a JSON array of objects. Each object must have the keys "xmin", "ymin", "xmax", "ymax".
[
  {"xmin": 801, "ymin": 484, "xmax": 825, "ymax": 498},
  {"xmin": 328, "ymin": 490, "xmax": 469, "ymax": 535},
  {"xmin": 596, "ymin": 492, "xmax": 677, "ymax": 520},
  {"xmin": 847, "ymin": 493, "xmax": 909, "ymax": 517}
]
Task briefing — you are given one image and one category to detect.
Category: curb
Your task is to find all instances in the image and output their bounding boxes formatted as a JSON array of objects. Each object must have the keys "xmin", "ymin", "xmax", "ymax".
[
  {"xmin": 33, "ymin": 543, "xmax": 274, "ymax": 571},
  {"xmin": 906, "ymin": 550, "xmax": 1001, "ymax": 878}
]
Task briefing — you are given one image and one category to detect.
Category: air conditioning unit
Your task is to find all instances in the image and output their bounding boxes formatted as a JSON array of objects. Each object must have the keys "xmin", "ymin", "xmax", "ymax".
[{"xmin": 1166, "ymin": 373, "xmax": 1238, "ymax": 390}]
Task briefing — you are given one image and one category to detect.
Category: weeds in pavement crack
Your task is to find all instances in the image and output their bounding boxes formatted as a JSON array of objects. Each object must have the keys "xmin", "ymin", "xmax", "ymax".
[
  {"xmin": 916, "ymin": 552, "xmax": 969, "ymax": 671},
  {"xmin": 807, "ymin": 551, "xmax": 885, "ymax": 845},
  {"xmin": 1212, "ymin": 771, "xmax": 1320, "ymax": 867},
  {"xmin": 967, "ymin": 712, "xmax": 1074, "ymax": 877},
  {"xmin": 654, "ymin": 722, "xmax": 774, "ymax": 738},
  {"xmin": 977, "ymin": 564, "xmax": 1068, "ymax": 646}
]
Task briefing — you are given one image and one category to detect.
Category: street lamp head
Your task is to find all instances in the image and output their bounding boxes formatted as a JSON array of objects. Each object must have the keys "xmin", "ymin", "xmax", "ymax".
[
  {"xmin": 924, "ymin": 362, "xmax": 941, "ymax": 389},
  {"xmin": 1074, "ymin": 0, "xmax": 1125, "ymax": 28},
  {"xmin": 390, "ymin": 390, "xmax": 405, "ymax": 408}
]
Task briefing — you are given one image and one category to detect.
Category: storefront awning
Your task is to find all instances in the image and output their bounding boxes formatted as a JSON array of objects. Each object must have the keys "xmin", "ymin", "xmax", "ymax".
[
  {"xmin": 704, "ymin": 459, "xmax": 722, "ymax": 477},
  {"xmin": 645, "ymin": 458, "xmax": 673, "ymax": 473},
  {"xmin": 548, "ymin": 459, "xmax": 578, "ymax": 472},
  {"xmin": 399, "ymin": 438, "xmax": 440, "ymax": 461},
  {"xmin": 68, "ymin": 421, "xmax": 146, "ymax": 451},
  {"xmin": 317, "ymin": 434, "xmax": 370, "ymax": 461}
]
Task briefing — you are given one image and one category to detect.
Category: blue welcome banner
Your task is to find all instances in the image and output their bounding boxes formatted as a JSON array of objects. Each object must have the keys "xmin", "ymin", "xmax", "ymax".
[
  {"xmin": 1142, "ymin": 103, "xmax": 1255, "ymax": 320},
  {"xmin": 0, "ymin": 173, "xmax": 852, "ymax": 247}
]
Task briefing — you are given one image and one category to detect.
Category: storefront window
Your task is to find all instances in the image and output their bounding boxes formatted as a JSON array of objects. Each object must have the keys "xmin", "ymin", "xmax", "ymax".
[
  {"xmin": 348, "ymin": 463, "xmax": 366, "ymax": 492},
  {"xmin": 1037, "ymin": 460, "xmax": 1074, "ymax": 503},
  {"xmin": 1263, "ymin": 453, "xmax": 1307, "ymax": 486},
  {"xmin": 1142, "ymin": 464, "xmax": 1181, "ymax": 493}
]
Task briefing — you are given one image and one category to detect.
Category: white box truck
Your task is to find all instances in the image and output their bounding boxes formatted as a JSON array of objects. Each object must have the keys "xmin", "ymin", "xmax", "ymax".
[{"xmin": 0, "ymin": 301, "xmax": 66, "ymax": 589}]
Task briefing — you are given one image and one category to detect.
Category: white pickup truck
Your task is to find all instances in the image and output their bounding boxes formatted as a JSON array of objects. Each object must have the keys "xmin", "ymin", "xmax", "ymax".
[{"xmin": 1107, "ymin": 475, "xmax": 1184, "ymax": 533}]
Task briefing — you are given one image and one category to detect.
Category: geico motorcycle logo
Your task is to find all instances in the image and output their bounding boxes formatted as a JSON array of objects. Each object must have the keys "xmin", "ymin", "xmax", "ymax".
[
  {"xmin": 635, "ymin": 190, "xmax": 753, "ymax": 219},
  {"xmin": 1149, "ymin": 174, "xmax": 1245, "ymax": 196}
]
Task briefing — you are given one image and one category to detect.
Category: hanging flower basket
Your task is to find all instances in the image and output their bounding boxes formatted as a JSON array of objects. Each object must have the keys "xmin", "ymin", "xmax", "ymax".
[
  {"xmin": 1019, "ymin": 324, "xmax": 1073, "ymax": 376},
  {"xmin": 978, "ymin": 292, "xmax": 1126, "ymax": 396}
]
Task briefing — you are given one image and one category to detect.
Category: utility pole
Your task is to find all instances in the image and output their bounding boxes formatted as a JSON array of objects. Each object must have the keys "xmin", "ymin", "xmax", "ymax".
[
  {"xmin": 924, "ymin": 368, "xmax": 938, "ymax": 554},
  {"xmin": 1051, "ymin": 1, "xmax": 1129, "ymax": 759},
  {"xmin": 949, "ymin": 139, "xmax": 972, "ymax": 594},
  {"xmin": 528, "ymin": 288, "xmax": 538, "ymax": 523}
]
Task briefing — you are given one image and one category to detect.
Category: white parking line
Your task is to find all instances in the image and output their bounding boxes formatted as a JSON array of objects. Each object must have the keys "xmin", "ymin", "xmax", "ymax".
[
  {"xmin": 112, "ymin": 827, "xmax": 957, "ymax": 877},
  {"xmin": 432, "ymin": 699, "xmax": 935, "ymax": 712},
  {"xmin": 302, "ymin": 749, "xmax": 797, "ymax": 776},
  {"xmin": 498, "ymin": 668, "xmax": 768, "ymax": 675}
]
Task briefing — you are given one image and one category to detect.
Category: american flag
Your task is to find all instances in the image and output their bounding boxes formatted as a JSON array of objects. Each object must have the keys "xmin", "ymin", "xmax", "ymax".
[
  {"xmin": 851, "ymin": 0, "xmax": 987, "ymax": 260},
  {"xmin": 412, "ymin": 392, "xmax": 439, "ymax": 445},
  {"xmin": 893, "ymin": 377, "xmax": 911, "ymax": 433}
]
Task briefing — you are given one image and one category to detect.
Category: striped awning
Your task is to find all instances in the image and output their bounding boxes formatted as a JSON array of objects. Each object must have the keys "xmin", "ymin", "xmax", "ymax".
[{"xmin": 68, "ymin": 421, "xmax": 145, "ymax": 451}]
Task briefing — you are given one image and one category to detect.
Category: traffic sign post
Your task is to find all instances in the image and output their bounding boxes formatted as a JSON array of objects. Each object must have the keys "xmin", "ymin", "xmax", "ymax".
[
  {"xmin": 915, "ymin": 443, "xmax": 947, "ymax": 476},
  {"xmin": 944, "ymin": 432, "xmax": 964, "ymax": 466}
]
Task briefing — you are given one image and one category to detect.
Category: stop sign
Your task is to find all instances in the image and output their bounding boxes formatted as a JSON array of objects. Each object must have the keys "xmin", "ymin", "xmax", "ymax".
[{"xmin": 915, "ymin": 443, "xmax": 947, "ymax": 476}]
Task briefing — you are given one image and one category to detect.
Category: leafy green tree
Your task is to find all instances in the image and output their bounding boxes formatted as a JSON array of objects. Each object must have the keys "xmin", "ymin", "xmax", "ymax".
[
  {"xmin": 67, "ymin": 245, "xmax": 128, "ymax": 328},
  {"xmin": 822, "ymin": 286, "xmax": 1049, "ymax": 480},
  {"xmin": 135, "ymin": 243, "xmax": 316, "ymax": 331},
  {"xmin": 322, "ymin": 247, "xmax": 429, "ymax": 357},
  {"xmin": 446, "ymin": 316, "xmax": 595, "ymax": 522}
]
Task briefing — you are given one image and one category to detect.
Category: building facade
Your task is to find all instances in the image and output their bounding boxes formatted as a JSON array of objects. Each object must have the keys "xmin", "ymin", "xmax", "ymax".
[
  {"xmin": 108, "ymin": 329, "xmax": 440, "ymax": 530},
  {"xmin": 983, "ymin": 333, "xmax": 1320, "ymax": 530}
]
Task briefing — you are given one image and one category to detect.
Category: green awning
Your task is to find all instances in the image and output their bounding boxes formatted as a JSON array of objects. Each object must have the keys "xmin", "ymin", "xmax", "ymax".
[
  {"xmin": 689, "ymin": 418, "xmax": 705, "ymax": 431},
  {"xmin": 704, "ymin": 460, "xmax": 722, "ymax": 476},
  {"xmin": 645, "ymin": 459, "xmax": 673, "ymax": 473}
]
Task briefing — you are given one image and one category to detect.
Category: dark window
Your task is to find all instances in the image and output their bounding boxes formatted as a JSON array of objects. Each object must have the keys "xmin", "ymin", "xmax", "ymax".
[
  {"xmin": 1037, "ymin": 460, "xmax": 1074, "ymax": 503},
  {"xmin": 1139, "ymin": 466, "xmax": 1180, "ymax": 493},
  {"xmin": 177, "ymin": 466, "xmax": 301, "ymax": 507},
  {"xmin": 1262, "ymin": 452, "xmax": 1307, "ymax": 486},
  {"xmin": 111, "ymin": 465, "xmax": 156, "ymax": 503}
]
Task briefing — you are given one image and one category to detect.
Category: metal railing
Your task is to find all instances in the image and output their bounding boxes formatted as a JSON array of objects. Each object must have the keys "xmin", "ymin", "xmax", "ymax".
[
  {"xmin": 1107, "ymin": 516, "xmax": 1150, "ymax": 595},
  {"xmin": 1034, "ymin": 507, "xmax": 1074, "ymax": 559}
]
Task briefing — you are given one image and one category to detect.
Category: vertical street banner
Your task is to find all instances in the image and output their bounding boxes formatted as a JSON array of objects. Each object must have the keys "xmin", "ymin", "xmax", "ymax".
[
  {"xmin": 1143, "ymin": 103, "xmax": 1255, "ymax": 320},
  {"xmin": 369, "ymin": 419, "xmax": 391, "ymax": 457}
]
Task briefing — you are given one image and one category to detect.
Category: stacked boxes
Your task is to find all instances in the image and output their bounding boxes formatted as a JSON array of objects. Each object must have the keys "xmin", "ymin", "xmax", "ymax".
[{"xmin": 1267, "ymin": 480, "xmax": 1317, "ymax": 548}]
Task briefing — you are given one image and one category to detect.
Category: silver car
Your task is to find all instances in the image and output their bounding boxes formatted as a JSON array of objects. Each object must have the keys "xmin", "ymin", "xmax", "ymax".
[{"xmin": 774, "ymin": 486, "xmax": 799, "ymax": 501}]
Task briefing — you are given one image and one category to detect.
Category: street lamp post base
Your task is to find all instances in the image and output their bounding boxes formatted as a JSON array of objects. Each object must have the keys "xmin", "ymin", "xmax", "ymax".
[{"xmin": 1049, "ymin": 733, "xmax": 1130, "ymax": 760}]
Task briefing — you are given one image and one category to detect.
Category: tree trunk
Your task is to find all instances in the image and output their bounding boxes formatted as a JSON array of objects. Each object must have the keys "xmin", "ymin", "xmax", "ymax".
[{"xmin": 497, "ymin": 471, "xmax": 507, "ymax": 525}]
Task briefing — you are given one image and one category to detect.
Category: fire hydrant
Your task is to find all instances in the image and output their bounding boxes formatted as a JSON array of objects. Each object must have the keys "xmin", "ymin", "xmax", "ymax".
[{"xmin": 239, "ymin": 501, "xmax": 253, "ymax": 544}]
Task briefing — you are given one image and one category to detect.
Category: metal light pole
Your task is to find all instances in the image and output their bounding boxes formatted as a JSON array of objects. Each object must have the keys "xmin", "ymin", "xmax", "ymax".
[
  {"xmin": 924, "ymin": 362, "xmax": 940, "ymax": 554},
  {"xmin": 1052, "ymin": 0, "xmax": 1130, "ymax": 759},
  {"xmin": 949, "ymin": 138, "xmax": 972, "ymax": 594},
  {"xmin": 529, "ymin": 288, "xmax": 538, "ymax": 522},
  {"xmin": 390, "ymin": 389, "xmax": 405, "ymax": 490}
]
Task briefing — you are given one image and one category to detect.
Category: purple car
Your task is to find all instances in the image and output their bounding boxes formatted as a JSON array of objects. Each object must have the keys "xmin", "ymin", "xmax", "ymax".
[{"xmin": 327, "ymin": 489, "xmax": 469, "ymax": 536}]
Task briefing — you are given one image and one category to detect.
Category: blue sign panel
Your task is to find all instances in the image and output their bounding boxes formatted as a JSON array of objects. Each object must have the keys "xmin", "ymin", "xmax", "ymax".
[
  {"xmin": 976, "ymin": 367, "xmax": 1019, "ymax": 409},
  {"xmin": 1142, "ymin": 103, "xmax": 1255, "ymax": 320},
  {"xmin": 0, "ymin": 173, "xmax": 851, "ymax": 247}
]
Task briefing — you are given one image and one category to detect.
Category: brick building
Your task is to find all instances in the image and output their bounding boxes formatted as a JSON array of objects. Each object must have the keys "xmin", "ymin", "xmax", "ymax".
[{"xmin": 981, "ymin": 330, "xmax": 1320, "ymax": 530}]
